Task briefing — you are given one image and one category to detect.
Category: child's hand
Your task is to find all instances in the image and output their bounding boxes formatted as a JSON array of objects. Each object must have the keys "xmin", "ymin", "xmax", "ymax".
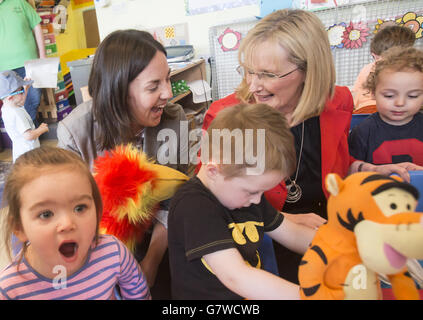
[
  {"xmin": 39, "ymin": 123, "xmax": 49, "ymax": 133},
  {"xmin": 282, "ymin": 212, "xmax": 326, "ymax": 230},
  {"xmin": 23, "ymin": 77, "xmax": 32, "ymax": 92}
]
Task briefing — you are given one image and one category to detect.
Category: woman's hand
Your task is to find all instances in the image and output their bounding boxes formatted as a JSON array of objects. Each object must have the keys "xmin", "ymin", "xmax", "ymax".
[
  {"xmin": 351, "ymin": 160, "xmax": 423, "ymax": 183},
  {"xmin": 282, "ymin": 212, "xmax": 327, "ymax": 230}
]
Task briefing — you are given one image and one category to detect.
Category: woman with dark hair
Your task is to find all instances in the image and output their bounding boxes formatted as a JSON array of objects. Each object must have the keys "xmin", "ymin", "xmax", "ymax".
[
  {"xmin": 57, "ymin": 29, "xmax": 188, "ymax": 294},
  {"xmin": 58, "ymin": 29, "xmax": 187, "ymax": 172}
]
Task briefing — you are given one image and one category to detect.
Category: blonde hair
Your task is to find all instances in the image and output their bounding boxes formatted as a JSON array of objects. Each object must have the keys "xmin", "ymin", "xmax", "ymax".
[
  {"xmin": 236, "ymin": 9, "xmax": 335, "ymax": 127},
  {"xmin": 203, "ymin": 103, "xmax": 296, "ymax": 178},
  {"xmin": 2, "ymin": 147, "xmax": 103, "ymax": 261},
  {"xmin": 364, "ymin": 47, "xmax": 423, "ymax": 95}
]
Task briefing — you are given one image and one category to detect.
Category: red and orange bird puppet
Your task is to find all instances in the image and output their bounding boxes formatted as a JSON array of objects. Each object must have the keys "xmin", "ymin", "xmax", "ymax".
[{"xmin": 93, "ymin": 144, "xmax": 188, "ymax": 252}]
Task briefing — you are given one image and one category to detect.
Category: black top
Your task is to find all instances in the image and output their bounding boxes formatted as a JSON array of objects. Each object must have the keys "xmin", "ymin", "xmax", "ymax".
[
  {"xmin": 349, "ymin": 112, "xmax": 423, "ymax": 166},
  {"xmin": 283, "ymin": 116, "xmax": 327, "ymax": 218},
  {"xmin": 168, "ymin": 176, "xmax": 284, "ymax": 300}
]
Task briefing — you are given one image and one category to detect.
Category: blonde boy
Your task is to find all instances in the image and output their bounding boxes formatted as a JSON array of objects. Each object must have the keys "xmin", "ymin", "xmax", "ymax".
[{"xmin": 168, "ymin": 103, "xmax": 316, "ymax": 299}]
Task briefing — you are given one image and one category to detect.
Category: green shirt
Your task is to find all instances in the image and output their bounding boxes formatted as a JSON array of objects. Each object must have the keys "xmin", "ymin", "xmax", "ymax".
[{"xmin": 0, "ymin": 0, "xmax": 41, "ymax": 71}]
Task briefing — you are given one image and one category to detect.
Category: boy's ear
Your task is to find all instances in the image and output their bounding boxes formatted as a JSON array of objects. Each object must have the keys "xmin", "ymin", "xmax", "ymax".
[
  {"xmin": 371, "ymin": 53, "xmax": 381, "ymax": 61},
  {"xmin": 204, "ymin": 162, "xmax": 220, "ymax": 180}
]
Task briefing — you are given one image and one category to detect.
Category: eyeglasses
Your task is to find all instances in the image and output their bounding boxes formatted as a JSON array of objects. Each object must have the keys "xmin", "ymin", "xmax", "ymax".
[
  {"xmin": 9, "ymin": 87, "xmax": 24, "ymax": 97},
  {"xmin": 236, "ymin": 65, "xmax": 299, "ymax": 80}
]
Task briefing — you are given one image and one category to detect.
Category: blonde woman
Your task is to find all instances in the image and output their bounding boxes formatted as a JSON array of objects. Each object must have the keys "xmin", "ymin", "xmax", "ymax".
[{"xmin": 202, "ymin": 9, "xmax": 354, "ymax": 283}]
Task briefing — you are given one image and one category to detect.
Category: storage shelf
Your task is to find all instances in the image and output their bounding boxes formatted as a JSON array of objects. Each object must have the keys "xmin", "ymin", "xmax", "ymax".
[
  {"xmin": 170, "ymin": 90, "xmax": 192, "ymax": 104},
  {"xmin": 169, "ymin": 59, "xmax": 204, "ymax": 77}
]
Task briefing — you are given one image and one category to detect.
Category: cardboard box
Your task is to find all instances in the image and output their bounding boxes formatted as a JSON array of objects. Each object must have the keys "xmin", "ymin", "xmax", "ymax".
[
  {"xmin": 56, "ymin": 98, "xmax": 69, "ymax": 110},
  {"xmin": 57, "ymin": 105, "xmax": 73, "ymax": 121},
  {"xmin": 45, "ymin": 43, "xmax": 58, "ymax": 56},
  {"xmin": 44, "ymin": 34, "xmax": 56, "ymax": 45},
  {"xmin": 55, "ymin": 89, "xmax": 68, "ymax": 102}
]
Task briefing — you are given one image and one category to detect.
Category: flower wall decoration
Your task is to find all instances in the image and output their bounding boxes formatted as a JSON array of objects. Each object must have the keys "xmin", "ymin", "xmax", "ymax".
[
  {"xmin": 342, "ymin": 22, "xmax": 370, "ymax": 49},
  {"xmin": 218, "ymin": 27, "xmax": 242, "ymax": 52},
  {"xmin": 327, "ymin": 22, "xmax": 346, "ymax": 49},
  {"xmin": 373, "ymin": 18, "xmax": 397, "ymax": 34},
  {"xmin": 396, "ymin": 12, "xmax": 423, "ymax": 39}
]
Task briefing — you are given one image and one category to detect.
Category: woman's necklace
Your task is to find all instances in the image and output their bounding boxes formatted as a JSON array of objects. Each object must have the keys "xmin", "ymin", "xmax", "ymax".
[{"xmin": 285, "ymin": 121, "xmax": 304, "ymax": 203}]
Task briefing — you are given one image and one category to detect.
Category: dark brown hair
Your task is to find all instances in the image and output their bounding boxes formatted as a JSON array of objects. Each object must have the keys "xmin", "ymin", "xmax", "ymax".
[
  {"xmin": 370, "ymin": 25, "xmax": 415, "ymax": 56},
  {"xmin": 89, "ymin": 29, "xmax": 178, "ymax": 150}
]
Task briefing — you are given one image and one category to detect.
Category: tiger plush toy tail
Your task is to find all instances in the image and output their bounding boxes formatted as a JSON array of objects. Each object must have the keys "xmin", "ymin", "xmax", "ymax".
[{"xmin": 298, "ymin": 172, "xmax": 423, "ymax": 300}]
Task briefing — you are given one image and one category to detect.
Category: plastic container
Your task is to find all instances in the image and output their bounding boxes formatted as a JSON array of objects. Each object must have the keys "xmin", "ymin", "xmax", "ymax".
[{"xmin": 67, "ymin": 56, "xmax": 94, "ymax": 106}]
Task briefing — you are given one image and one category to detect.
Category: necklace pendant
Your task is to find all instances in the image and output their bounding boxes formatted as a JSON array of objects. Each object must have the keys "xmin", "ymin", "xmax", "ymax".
[{"xmin": 286, "ymin": 181, "xmax": 302, "ymax": 203}]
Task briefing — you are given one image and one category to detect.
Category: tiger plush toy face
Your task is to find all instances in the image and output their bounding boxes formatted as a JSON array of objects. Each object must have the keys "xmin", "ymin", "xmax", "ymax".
[{"xmin": 299, "ymin": 172, "xmax": 423, "ymax": 300}]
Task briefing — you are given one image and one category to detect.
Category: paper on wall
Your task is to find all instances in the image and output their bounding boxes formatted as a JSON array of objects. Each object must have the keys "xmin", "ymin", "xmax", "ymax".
[
  {"xmin": 24, "ymin": 57, "xmax": 60, "ymax": 88},
  {"xmin": 188, "ymin": 79, "xmax": 212, "ymax": 104}
]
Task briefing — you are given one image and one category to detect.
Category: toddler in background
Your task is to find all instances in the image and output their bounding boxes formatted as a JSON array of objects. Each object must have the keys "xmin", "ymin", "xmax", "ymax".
[
  {"xmin": 352, "ymin": 25, "xmax": 415, "ymax": 113},
  {"xmin": 0, "ymin": 71, "xmax": 48, "ymax": 162},
  {"xmin": 0, "ymin": 147, "xmax": 150, "ymax": 300},
  {"xmin": 349, "ymin": 47, "xmax": 423, "ymax": 182},
  {"xmin": 168, "ymin": 103, "xmax": 316, "ymax": 300}
]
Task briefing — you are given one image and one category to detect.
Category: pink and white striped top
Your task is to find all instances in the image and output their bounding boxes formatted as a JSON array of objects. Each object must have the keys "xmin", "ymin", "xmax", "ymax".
[{"xmin": 0, "ymin": 234, "xmax": 151, "ymax": 300}]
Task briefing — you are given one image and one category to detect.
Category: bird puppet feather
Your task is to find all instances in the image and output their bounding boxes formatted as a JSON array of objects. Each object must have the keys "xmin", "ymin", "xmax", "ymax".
[{"xmin": 93, "ymin": 144, "xmax": 188, "ymax": 252}]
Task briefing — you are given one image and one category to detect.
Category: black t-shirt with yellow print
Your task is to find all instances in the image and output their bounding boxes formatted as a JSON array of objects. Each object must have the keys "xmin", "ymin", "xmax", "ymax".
[{"xmin": 168, "ymin": 176, "xmax": 284, "ymax": 300}]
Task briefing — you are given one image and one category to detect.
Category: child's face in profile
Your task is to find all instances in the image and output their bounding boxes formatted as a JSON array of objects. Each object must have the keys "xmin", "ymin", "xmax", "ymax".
[
  {"xmin": 15, "ymin": 166, "xmax": 98, "ymax": 278},
  {"xmin": 8, "ymin": 89, "xmax": 26, "ymax": 107},
  {"xmin": 375, "ymin": 69, "xmax": 423, "ymax": 126},
  {"xmin": 211, "ymin": 169, "xmax": 284, "ymax": 210}
]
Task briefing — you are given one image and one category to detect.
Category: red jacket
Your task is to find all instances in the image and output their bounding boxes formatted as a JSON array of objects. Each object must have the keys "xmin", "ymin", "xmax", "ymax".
[{"xmin": 202, "ymin": 86, "xmax": 354, "ymax": 211}]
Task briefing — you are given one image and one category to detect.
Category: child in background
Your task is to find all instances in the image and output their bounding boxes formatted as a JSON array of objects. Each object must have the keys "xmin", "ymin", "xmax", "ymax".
[
  {"xmin": 349, "ymin": 47, "xmax": 423, "ymax": 182},
  {"xmin": 352, "ymin": 25, "xmax": 415, "ymax": 113},
  {"xmin": 0, "ymin": 147, "xmax": 150, "ymax": 300},
  {"xmin": 168, "ymin": 103, "xmax": 316, "ymax": 300},
  {"xmin": 0, "ymin": 71, "xmax": 48, "ymax": 162}
]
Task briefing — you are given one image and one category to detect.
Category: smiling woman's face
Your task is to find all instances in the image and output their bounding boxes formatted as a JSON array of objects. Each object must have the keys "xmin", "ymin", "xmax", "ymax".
[
  {"xmin": 127, "ymin": 51, "xmax": 173, "ymax": 131},
  {"xmin": 245, "ymin": 40, "xmax": 305, "ymax": 118}
]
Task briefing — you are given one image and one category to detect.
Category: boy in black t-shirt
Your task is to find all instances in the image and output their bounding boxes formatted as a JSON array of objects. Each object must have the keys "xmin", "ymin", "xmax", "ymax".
[
  {"xmin": 349, "ymin": 47, "xmax": 423, "ymax": 182},
  {"xmin": 168, "ymin": 103, "xmax": 317, "ymax": 299}
]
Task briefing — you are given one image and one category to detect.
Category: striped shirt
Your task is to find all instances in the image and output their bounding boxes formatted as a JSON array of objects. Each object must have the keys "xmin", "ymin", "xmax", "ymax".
[{"xmin": 0, "ymin": 235, "xmax": 151, "ymax": 300}]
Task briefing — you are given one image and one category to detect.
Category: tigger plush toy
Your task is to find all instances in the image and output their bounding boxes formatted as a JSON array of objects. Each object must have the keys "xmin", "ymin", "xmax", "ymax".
[{"xmin": 298, "ymin": 172, "xmax": 423, "ymax": 300}]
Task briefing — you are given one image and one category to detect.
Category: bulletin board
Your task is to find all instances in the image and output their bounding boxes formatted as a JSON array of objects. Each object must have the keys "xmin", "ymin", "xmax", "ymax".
[
  {"xmin": 209, "ymin": 17, "xmax": 258, "ymax": 100},
  {"xmin": 149, "ymin": 23, "xmax": 190, "ymax": 47},
  {"xmin": 209, "ymin": 0, "xmax": 423, "ymax": 101},
  {"xmin": 186, "ymin": 0, "xmax": 258, "ymax": 15}
]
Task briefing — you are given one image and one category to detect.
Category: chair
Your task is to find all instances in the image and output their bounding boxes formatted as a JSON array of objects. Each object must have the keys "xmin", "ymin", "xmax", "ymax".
[
  {"xmin": 258, "ymin": 234, "xmax": 279, "ymax": 276},
  {"xmin": 409, "ymin": 170, "xmax": 423, "ymax": 212}
]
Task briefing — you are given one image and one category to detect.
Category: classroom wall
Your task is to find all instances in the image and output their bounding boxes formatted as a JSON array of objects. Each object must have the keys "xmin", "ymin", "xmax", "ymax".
[{"xmin": 94, "ymin": 0, "xmax": 260, "ymax": 57}]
